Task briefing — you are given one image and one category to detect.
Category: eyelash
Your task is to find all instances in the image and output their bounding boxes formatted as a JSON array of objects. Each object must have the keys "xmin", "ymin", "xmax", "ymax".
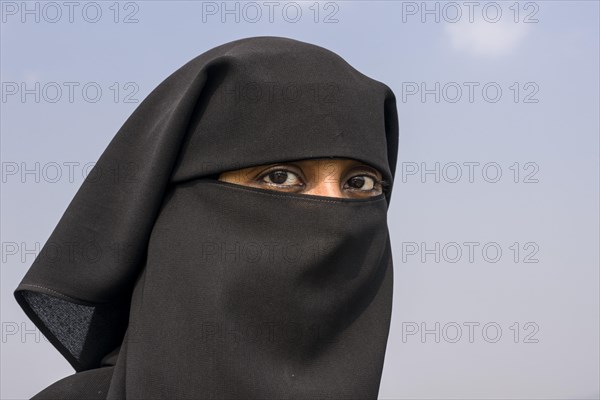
[
  {"xmin": 377, "ymin": 179, "xmax": 391, "ymax": 193},
  {"xmin": 256, "ymin": 167, "xmax": 390, "ymax": 193}
]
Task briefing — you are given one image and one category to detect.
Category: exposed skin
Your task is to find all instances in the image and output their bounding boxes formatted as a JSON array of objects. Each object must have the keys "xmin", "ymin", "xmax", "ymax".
[{"xmin": 218, "ymin": 158, "xmax": 388, "ymax": 199}]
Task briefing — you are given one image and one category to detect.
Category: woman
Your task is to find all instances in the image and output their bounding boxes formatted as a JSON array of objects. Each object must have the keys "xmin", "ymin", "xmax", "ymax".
[{"xmin": 14, "ymin": 36, "xmax": 399, "ymax": 399}]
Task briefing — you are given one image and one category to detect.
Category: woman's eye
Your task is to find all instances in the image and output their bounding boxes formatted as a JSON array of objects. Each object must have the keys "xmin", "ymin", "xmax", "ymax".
[
  {"xmin": 346, "ymin": 175, "xmax": 378, "ymax": 191},
  {"xmin": 261, "ymin": 170, "xmax": 303, "ymax": 187}
]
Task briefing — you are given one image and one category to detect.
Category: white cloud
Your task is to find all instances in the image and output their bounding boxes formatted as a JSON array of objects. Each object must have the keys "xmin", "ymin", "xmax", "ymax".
[
  {"xmin": 445, "ymin": 18, "xmax": 530, "ymax": 58},
  {"xmin": 23, "ymin": 71, "xmax": 40, "ymax": 87}
]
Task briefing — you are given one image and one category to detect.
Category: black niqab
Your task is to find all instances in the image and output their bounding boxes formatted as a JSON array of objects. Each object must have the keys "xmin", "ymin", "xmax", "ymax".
[{"xmin": 14, "ymin": 36, "xmax": 399, "ymax": 399}]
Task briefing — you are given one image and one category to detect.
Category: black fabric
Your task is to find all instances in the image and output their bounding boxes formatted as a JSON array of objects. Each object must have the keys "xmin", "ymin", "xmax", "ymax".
[
  {"xmin": 14, "ymin": 36, "xmax": 399, "ymax": 399},
  {"xmin": 31, "ymin": 367, "xmax": 115, "ymax": 400}
]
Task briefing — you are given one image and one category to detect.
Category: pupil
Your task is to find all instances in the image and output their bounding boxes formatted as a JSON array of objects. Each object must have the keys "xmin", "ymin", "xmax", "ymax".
[
  {"xmin": 270, "ymin": 171, "xmax": 288, "ymax": 184},
  {"xmin": 349, "ymin": 176, "xmax": 365, "ymax": 189}
]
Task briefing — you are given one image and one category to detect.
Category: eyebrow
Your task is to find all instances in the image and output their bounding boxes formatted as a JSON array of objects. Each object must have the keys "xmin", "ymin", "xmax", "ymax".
[{"xmin": 344, "ymin": 163, "xmax": 382, "ymax": 177}]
